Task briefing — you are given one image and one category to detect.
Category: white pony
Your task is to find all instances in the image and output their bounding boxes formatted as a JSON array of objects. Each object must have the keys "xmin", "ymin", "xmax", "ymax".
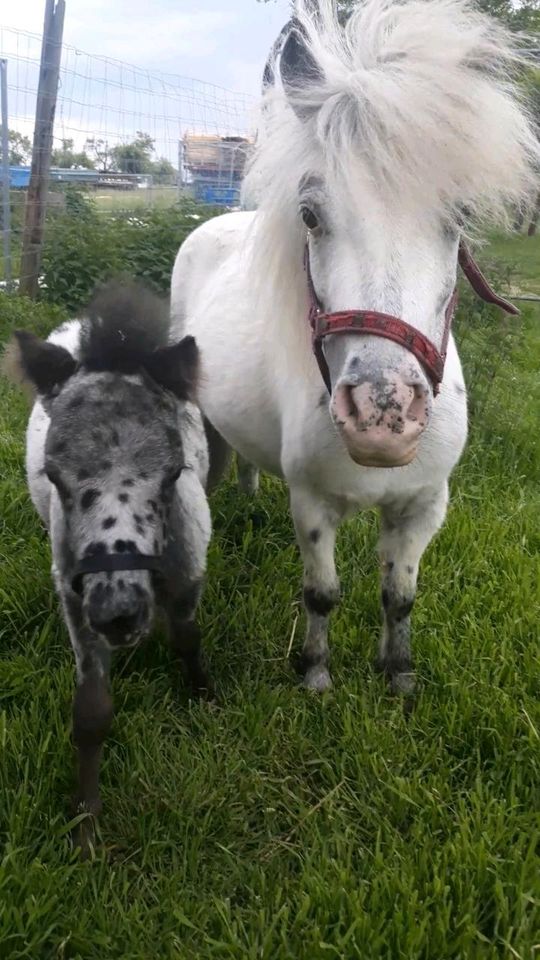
[{"xmin": 171, "ymin": 0, "xmax": 538, "ymax": 694}]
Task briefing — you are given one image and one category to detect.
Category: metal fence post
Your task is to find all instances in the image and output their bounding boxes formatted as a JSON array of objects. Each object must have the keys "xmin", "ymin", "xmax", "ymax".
[{"xmin": 0, "ymin": 58, "xmax": 12, "ymax": 291}]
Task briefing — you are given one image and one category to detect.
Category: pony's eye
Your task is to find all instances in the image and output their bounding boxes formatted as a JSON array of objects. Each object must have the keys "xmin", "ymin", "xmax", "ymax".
[
  {"xmin": 300, "ymin": 206, "xmax": 319, "ymax": 231},
  {"xmin": 45, "ymin": 463, "xmax": 62, "ymax": 487}
]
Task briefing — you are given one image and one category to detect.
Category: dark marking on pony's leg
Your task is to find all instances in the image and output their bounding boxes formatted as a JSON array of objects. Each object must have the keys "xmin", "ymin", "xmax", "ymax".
[
  {"xmin": 304, "ymin": 586, "xmax": 336, "ymax": 617},
  {"xmin": 72, "ymin": 654, "xmax": 113, "ymax": 856},
  {"xmin": 300, "ymin": 587, "xmax": 339, "ymax": 685},
  {"xmin": 377, "ymin": 571, "xmax": 417, "ymax": 696},
  {"xmin": 291, "ymin": 488, "xmax": 341, "ymax": 693},
  {"xmin": 377, "ymin": 488, "xmax": 448, "ymax": 697}
]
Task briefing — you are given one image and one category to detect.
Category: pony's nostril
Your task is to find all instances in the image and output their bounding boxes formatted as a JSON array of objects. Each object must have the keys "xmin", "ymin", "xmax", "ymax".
[
  {"xmin": 107, "ymin": 613, "xmax": 139, "ymax": 636},
  {"xmin": 332, "ymin": 384, "xmax": 357, "ymax": 423},
  {"xmin": 405, "ymin": 383, "xmax": 430, "ymax": 423},
  {"xmin": 88, "ymin": 597, "xmax": 148, "ymax": 640}
]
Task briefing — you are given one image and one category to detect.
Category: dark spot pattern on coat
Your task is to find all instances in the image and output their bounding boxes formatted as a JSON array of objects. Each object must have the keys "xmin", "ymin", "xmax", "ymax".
[
  {"xmin": 84, "ymin": 541, "xmax": 107, "ymax": 558},
  {"xmin": 81, "ymin": 489, "xmax": 100, "ymax": 510},
  {"xmin": 304, "ymin": 587, "xmax": 338, "ymax": 617},
  {"xmin": 102, "ymin": 517, "xmax": 116, "ymax": 530}
]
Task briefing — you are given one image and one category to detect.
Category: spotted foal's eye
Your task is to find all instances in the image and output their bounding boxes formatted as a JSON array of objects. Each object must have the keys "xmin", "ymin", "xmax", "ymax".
[
  {"xmin": 300, "ymin": 205, "xmax": 319, "ymax": 231},
  {"xmin": 163, "ymin": 466, "xmax": 183, "ymax": 490}
]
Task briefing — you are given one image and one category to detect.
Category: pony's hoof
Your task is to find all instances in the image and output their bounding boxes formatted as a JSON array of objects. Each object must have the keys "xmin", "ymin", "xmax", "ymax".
[
  {"xmin": 374, "ymin": 659, "xmax": 417, "ymax": 698},
  {"xmin": 237, "ymin": 459, "xmax": 260, "ymax": 495},
  {"xmin": 390, "ymin": 671, "xmax": 417, "ymax": 697},
  {"xmin": 238, "ymin": 476, "xmax": 259, "ymax": 496},
  {"xmin": 71, "ymin": 815, "xmax": 98, "ymax": 860},
  {"xmin": 303, "ymin": 666, "xmax": 333, "ymax": 693}
]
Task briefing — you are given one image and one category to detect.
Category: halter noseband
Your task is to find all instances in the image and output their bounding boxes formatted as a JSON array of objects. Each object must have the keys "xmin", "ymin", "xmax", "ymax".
[
  {"xmin": 71, "ymin": 553, "xmax": 165, "ymax": 595},
  {"xmin": 306, "ymin": 240, "xmax": 519, "ymax": 396}
]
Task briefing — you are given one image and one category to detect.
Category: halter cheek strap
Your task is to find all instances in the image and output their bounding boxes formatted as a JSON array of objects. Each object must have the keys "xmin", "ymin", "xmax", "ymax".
[
  {"xmin": 306, "ymin": 240, "xmax": 519, "ymax": 396},
  {"xmin": 71, "ymin": 553, "xmax": 164, "ymax": 595}
]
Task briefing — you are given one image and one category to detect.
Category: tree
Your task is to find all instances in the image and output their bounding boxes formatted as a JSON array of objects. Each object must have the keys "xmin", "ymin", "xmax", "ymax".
[
  {"xmin": 111, "ymin": 131, "xmax": 155, "ymax": 175},
  {"xmin": 151, "ymin": 157, "xmax": 177, "ymax": 184},
  {"xmin": 51, "ymin": 138, "xmax": 95, "ymax": 169},
  {"xmin": 84, "ymin": 138, "xmax": 115, "ymax": 172},
  {"xmin": 4, "ymin": 129, "xmax": 32, "ymax": 166}
]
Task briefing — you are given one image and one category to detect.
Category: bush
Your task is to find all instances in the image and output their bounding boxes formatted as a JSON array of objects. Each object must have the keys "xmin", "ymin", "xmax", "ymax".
[
  {"xmin": 40, "ymin": 197, "xmax": 217, "ymax": 313},
  {"xmin": 0, "ymin": 291, "xmax": 68, "ymax": 346}
]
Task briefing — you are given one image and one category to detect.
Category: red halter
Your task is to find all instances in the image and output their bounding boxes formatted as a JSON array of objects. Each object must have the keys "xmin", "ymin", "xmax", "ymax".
[{"xmin": 306, "ymin": 241, "xmax": 519, "ymax": 395}]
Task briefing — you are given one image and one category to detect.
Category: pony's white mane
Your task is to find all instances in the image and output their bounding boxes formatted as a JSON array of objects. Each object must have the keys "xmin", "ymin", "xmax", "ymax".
[
  {"xmin": 247, "ymin": 0, "xmax": 538, "ymax": 218},
  {"xmin": 243, "ymin": 0, "xmax": 539, "ymax": 361}
]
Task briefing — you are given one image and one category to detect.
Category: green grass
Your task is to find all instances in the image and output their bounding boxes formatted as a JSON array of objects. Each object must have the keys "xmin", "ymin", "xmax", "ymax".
[
  {"xmin": 0, "ymin": 238, "xmax": 539, "ymax": 959},
  {"xmin": 485, "ymin": 231, "xmax": 540, "ymax": 295},
  {"xmin": 92, "ymin": 186, "xmax": 185, "ymax": 213}
]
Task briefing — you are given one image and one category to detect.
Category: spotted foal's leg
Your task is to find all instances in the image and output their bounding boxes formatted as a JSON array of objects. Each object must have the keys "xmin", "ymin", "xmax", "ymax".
[
  {"xmin": 377, "ymin": 485, "xmax": 448, "ymax": 695},
  {"xmin": 62, "ymin": 594, "xmax": 113, "ymax": 856},
  {"xmin": 166, "ymin": 584, "xmax": 213, "ymax": 697},
  {"xmin": 290, "ymin": 487, "xmax": 342, "ymax": 692},
  {"xmin": 237, "ymin": 454, "xmax": 260, "ymax": 496}
]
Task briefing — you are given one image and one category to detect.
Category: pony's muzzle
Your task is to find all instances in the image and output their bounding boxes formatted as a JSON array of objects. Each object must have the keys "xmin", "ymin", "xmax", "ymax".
[
  {"xmin": 86, "ymin": 577, "xmax": 152, "ymax": 647},
  {"xmin": 331, "ymin": 376, "xmax": 431, "ymax": 468}
]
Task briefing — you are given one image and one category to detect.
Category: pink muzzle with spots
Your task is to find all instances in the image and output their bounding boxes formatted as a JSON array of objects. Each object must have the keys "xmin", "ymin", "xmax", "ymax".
[{"xmin": 306, "ymin": 241, "xmax": 519, "ymax": 467}]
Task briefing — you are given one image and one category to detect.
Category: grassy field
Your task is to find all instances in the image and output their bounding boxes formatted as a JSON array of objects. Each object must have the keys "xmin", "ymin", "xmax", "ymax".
[
  {"xmin": 0, "ymin": 234, "xmax": 539, "ymax": 959},
  {"xmin": 92, "ymin": 186, "xmax": 185, "ymax": 213}
]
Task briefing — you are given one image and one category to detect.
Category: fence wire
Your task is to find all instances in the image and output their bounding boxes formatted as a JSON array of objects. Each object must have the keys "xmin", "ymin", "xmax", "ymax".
[{"xmin": 0, "ymin": 24, "xmax": 256, "ymax": 290}]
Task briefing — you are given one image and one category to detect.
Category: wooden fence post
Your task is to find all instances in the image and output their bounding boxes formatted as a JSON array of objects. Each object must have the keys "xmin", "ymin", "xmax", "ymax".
[{"xmin": 19, "ymin": 0, "xmax": 66, "ymax": 299}]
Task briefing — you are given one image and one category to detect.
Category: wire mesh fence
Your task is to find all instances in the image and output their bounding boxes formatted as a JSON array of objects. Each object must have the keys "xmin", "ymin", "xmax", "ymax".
[{"xmin": 0, "ymin": 21, "xmax": 256, "ymax": 291}]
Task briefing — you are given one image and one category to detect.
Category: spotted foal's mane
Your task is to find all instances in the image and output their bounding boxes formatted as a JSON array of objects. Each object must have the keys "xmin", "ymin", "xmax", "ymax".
[{"xmin": 78, "ymin": 281, "xmax": 170, "ymax": 373}]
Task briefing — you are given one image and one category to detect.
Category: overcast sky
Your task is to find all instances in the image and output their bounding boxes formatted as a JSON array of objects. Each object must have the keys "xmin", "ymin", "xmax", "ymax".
[
  {"xmin": 1, "ymin": 0, "xmax": 294, "ymax": 161},
  {"xmin": 1, "ymin": 0, "xmax": 292, "ymax": 95}
]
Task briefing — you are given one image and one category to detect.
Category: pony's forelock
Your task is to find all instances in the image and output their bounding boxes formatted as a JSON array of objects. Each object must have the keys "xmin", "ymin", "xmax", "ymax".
[{"xmin": 79, "ymin": 279, "xmax": 171, "ymax": 372}]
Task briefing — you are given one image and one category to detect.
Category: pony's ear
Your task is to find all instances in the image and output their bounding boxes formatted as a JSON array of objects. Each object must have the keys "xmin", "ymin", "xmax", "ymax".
[
  {"xmin": 2, "ymin": 330, "xmax": 77, "ymax": 399},
  {"xmin": 144, "ymin": 335, "xmax": 200, "ymax": 401},
  {"xmin": 279, "ymin": 23, "xmax": 323, "ymax": 121}
]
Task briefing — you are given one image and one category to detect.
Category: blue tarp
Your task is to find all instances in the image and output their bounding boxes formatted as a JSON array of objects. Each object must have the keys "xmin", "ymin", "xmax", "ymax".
[
  {"xmin": 192, "ymin": 182, "xmax": 240, "ymax": 206},
  {"xmin": 9, "ymin": 166, "xmax": 31, "ymax": 188}
]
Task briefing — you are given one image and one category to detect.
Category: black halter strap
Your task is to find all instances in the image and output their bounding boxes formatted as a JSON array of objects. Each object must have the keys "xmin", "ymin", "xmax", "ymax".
[{"xmin": 71, "ymin": 553, "xmax": 165, "ymax": 595}]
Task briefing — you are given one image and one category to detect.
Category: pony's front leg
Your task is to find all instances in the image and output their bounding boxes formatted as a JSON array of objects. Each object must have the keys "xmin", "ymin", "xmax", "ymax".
[
  {"xmin": 377, "ymin": 485, "xmax": 448, "ymax": 695},
  {"xmin": 290, "ymin": 487, "xmax": 341, "ymax": 693},
  {"xmin": 62, "ymin": 593, "xmax": 113, "ymax": 856}
]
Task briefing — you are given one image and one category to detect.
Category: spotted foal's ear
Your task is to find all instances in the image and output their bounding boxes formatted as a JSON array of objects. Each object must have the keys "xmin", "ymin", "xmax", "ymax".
[
  {"xmin": 2, "ymin": 330, "xmax": 77, "ymax": 398},
  {"xmin": 144, "ymin": 335, "xmax": 200, "ymax": 402}
]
